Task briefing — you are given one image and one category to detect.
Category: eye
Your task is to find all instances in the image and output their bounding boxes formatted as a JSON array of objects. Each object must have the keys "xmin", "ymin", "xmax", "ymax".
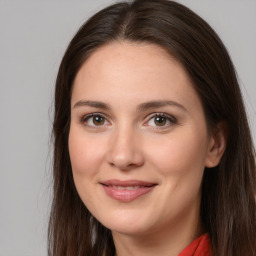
[
  {"xmin": 145, "ymin": 113, "xmax": 177, "ymax": 128},
  {"xmin": 81, "ymin": 113, "xmax": 110, "ymax": 127}
]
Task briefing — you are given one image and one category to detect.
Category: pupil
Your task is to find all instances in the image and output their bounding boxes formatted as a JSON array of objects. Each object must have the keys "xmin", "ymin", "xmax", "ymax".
[
  {"xmin": 93, "ymin": 116, "xmax": 104, "ymax": 125},
  {"xmin": 155, "ymin": 116, "xmax": 166, "ymax": 126}
]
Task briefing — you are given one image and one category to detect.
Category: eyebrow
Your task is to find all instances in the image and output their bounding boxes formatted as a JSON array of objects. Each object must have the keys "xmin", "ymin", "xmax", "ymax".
[
  {"xmin": 73, "ymin": 100, "xmax": 111, "ymax": 110},
  {"xmin": 73, "ymin": 100, "xmax": 187, "ymax": 112},
  {"xmin": 137, "ymin": 100, "xmax": 187, "ymax": 112}
]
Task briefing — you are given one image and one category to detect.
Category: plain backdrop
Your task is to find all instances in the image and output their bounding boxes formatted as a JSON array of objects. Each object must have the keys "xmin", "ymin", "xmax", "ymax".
[{"xmin": 0, "ymin": 1, "xmax": 255, "ymax": 255}]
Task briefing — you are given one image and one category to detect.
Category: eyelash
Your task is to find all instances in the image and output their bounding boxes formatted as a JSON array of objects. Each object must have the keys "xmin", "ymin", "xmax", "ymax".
[
  {"xmin": 145, "ymin": 113, "xmax": 177, "ymax": 129},
  {"xmin": 81, "ymin": 112, "xmax": 177, "ymax": 129},
  {"xmin": 81, "ymin": 113, "xmax": 109, "ymax": 128}
]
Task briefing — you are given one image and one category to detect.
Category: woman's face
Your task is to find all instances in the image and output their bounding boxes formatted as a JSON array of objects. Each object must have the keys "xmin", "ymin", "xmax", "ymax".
[{"xmin": 69, "ymin": 41, "xmax": 217, "ymax": 236}]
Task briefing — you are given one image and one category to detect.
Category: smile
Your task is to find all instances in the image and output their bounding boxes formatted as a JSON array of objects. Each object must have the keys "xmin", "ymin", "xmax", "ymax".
[
  {"xmin": 107, "ymin": 185, "xmax": 145, "ymax": 190},
  {"xmin": 100, "ymin": 179, "xmax": 157, "ymax": 202}
]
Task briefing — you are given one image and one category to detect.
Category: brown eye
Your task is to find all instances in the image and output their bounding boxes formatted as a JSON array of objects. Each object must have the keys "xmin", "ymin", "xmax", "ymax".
[
  {"xmin": 146, "ymin": 113, "xmax": 177, "ymax": 128},
  {"xmin": 154, "ymin": 116, "xmax": 167, "ymax": 126},
  {"xmin": 82, "ymin": 114, "xmax": 109, "ymax": 127},
  {"xmin": 93, "ymin": 116, "xmax": 105, "ymax": 125}
]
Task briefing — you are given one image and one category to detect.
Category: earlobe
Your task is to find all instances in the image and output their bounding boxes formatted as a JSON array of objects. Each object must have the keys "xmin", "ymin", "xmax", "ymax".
[{"xmin": 205, "ymin": 122, "xmax": 228, "ymax": 168}]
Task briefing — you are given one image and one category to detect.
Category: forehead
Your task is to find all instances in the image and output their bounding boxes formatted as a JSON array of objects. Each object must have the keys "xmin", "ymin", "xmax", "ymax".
[
  {"xmin": 74, "ymin": 41, "xmax": 187, "ymax": 87},
  {"xmin": 72, "ymin": 41, "xmax": 202, "ymax": 114}
]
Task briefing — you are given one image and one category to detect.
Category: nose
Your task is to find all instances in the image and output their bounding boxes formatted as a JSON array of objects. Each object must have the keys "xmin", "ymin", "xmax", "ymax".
[{"xmin": 106, "ymin": 126, "xmax": 144, "ymax": 170}]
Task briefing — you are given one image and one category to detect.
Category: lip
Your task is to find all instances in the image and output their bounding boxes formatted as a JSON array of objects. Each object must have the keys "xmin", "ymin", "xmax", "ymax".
[{"xmin": 100, "ymin": 179, "xmax": 157, "ymax": 202}]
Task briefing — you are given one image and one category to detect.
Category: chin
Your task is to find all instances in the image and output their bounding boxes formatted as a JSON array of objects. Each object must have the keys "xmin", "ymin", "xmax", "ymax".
[
  {"xmin": 108, "ymin": 222, "xmax": 151, "ymax": 236},
  {"xmin": 96, "ymin": 211, "xmax": 156, "ymax": 236}
]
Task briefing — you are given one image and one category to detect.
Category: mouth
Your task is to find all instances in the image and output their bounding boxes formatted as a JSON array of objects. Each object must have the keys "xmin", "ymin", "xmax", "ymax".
[
  {"xmin": 103, "ymin": 185, "xmax": 152, "ymax": 190},
  {"xmin": 100, "ymin": 179, "xmax": 157, "ymax": 202}
]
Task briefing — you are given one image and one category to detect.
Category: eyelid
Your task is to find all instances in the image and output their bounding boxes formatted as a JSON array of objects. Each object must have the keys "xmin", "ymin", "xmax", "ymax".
[
  {"xmin": 81, "ymin": 112, "xmax": 111, "ymax": 127},
  {"xmin": 80, "ymin": 112, "xmax": 177, "ymax": 129},
  {"xmin": 144, "ymin": 112, "xmax": 177, "ymax": 128}
]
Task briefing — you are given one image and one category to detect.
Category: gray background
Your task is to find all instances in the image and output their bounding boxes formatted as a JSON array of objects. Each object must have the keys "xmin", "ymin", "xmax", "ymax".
[{"xmin": 0, "ymin": 1, "xmax": 255, "ymax": 256}]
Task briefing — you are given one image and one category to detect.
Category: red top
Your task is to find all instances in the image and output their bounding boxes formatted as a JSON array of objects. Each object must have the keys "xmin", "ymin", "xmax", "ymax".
[{"xmin": 178, "ymin": 234, "xmax": 211, "ymax": 256}]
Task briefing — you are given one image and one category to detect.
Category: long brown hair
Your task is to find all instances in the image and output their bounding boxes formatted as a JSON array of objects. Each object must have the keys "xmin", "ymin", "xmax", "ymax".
[{"xmin": 48, "ymin": 1, "xmax": 256, "ymax": 255}]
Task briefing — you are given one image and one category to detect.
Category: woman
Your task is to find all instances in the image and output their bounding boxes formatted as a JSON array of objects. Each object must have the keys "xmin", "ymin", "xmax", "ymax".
[{"xmin": 48, "ymin": 0, "xmax": 256, "ymax": 255}]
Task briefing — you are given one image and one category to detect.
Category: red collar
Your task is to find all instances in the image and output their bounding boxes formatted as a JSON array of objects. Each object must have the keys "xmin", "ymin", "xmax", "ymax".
[{"xmin": 178, "ymin": 234, "xmax": 211, "ymax": 256}]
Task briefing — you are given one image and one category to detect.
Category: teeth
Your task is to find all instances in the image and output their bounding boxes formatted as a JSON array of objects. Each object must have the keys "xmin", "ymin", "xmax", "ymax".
[
  {"xmin": 126, "ymin": 186, "xmax": 140, "ymax": 190},
  {"xmin": 112, "ymin": 185, "xmax": 141, "ymax": 190}
]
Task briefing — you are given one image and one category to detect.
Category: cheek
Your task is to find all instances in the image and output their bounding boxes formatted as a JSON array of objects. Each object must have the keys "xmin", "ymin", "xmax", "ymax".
[
  {"xmin": 68, "ymin": 128, "xmax": 106, "ymax": 178},
  {"xmin": 143, "ymin": 129, "xmax": 208, "ymax": 220},
  {"xmin": 68, "ymin": 128, "xmax": 107, "ymax": 210},
  {"xmin": 145, "ymin": 128, "xmax": 208, "ymax": 177}
]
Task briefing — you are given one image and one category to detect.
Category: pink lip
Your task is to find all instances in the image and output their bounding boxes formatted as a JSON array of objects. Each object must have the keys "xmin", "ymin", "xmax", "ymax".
[{"xmin": 100, "ymin": 179, "xmax": 157, "ymax": 202}]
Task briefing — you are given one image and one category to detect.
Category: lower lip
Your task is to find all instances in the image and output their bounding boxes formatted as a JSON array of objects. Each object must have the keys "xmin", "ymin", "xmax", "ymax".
[{"xmin": 102, "ymin": 185, "xmax": 156, "ymax": 202}]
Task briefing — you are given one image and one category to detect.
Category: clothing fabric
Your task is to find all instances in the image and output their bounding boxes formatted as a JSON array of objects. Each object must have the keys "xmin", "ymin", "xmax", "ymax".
[{"xmin": 178, "ymin": 234, "xmax": 211, "ymax": 256}]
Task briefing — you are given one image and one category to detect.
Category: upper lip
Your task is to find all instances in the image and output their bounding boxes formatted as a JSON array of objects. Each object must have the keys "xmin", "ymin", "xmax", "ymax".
[{"xmin": 100, "ymin": 179, "xmax": 157, "ymax": 187}]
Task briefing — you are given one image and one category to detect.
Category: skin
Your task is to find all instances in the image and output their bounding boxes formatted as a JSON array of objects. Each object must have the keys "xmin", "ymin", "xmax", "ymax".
[{"xmin": 69, "ymin": 41, "xmax": 226, "ymax": 256}]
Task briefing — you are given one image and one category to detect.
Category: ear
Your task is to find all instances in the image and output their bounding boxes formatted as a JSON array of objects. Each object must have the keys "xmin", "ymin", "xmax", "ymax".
[{"xmin": 205, "ymin": 122, "xmax": 228, "ymax": 168}]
